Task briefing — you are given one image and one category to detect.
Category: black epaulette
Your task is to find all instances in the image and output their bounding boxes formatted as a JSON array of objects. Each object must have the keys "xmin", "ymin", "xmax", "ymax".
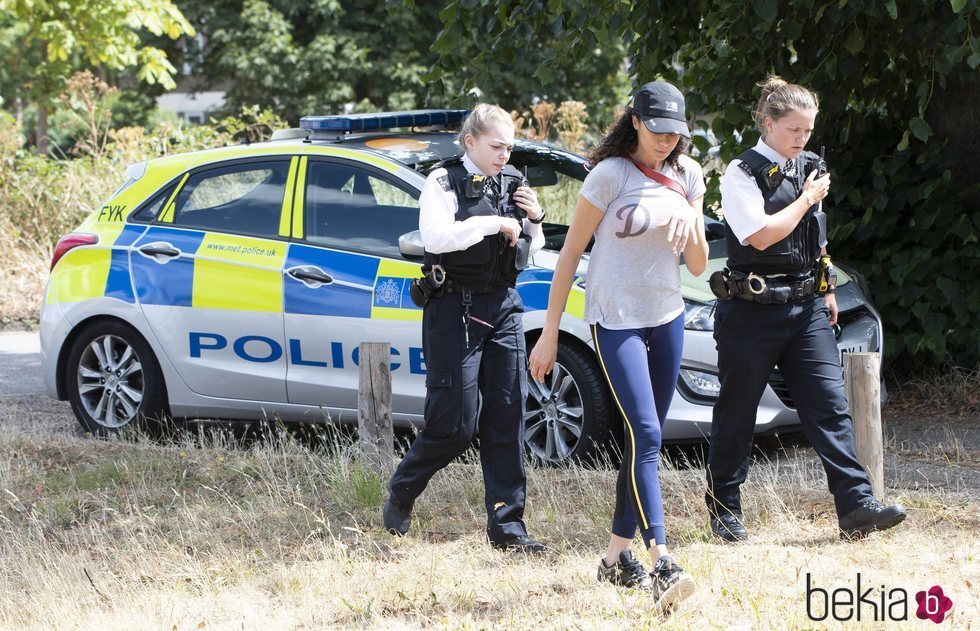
[{"xmin": 430, "ymin": 155, "xmax": 463, "ymax": 192}]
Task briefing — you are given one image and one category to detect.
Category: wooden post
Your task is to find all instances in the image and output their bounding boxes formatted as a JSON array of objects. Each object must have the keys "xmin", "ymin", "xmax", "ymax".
[
  {"xmin": 844, "ymin": 352, "xmax": 884, "ymax": 496},
  {"xmin": 358, "ymin": 342, "xmax": 394, "ymax": 473}
]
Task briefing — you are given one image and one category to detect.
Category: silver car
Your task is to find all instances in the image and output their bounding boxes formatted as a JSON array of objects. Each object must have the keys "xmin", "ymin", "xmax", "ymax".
[{"xmin": 39, "ymin": 110, "xmax": 885, "ymax": 465}]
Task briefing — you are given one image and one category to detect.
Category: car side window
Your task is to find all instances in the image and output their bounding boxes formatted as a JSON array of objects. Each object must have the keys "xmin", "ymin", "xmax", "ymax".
[
  {"xmin": 304, "ymin": 160, "xmax": 420, "ymax": 258},
  {"xmin": 170, "ymin": 160, "xmax": 291, "ymax": 238}
]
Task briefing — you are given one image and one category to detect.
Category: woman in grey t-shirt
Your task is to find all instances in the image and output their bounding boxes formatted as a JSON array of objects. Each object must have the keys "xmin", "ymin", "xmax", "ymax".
[{"xmin": 529, "ymin": 81, "xmax": 708, "ymax": 611}]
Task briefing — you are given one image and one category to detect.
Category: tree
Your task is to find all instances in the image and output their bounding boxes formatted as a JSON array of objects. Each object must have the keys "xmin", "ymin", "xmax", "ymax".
[
  {"xmin": 0, "ymin": 0, "xmax": 194, "ymax": 154},
  {"xmin": 434, "ymin": 0, "xmax": 980, "ymax": 371},
  {"xmin": 149, "ymin": 0, "xmax": 627, "ymax": 129}
]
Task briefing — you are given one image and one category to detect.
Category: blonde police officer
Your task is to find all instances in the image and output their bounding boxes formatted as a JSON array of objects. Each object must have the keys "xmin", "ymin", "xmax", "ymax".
[
  {"xmin": 383, "ymin": 104, "xmax": 547, "ymax": 553},
  {"xmin": 705, "ymin": 77, "xmax": 906, "ymax": 541}
]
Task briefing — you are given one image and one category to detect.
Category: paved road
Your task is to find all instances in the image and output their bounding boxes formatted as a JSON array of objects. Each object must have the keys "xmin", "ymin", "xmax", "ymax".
[
  {"xmin": 0, "ymin": 330, "xmax": 77, "ymax": 436},
  {"xmin": 0, "ymin": 331, "xmax": 43, "ymax": 395}
]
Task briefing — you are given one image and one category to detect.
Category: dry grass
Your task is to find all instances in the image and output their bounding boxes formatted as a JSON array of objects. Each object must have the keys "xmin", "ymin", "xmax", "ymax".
[
  {"xmin": 887, "ymin": 366, "xmax": 980, "ymax": 420},
  {"xmin": 0, "ymin": 234, "xmax": 46, "ymax": 330},
  {"xmin": 0, "ymin": 423, "xmax": 976, "ymax": 630}
]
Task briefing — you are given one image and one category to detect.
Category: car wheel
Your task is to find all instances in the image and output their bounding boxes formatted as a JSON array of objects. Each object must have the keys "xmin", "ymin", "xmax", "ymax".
[
  {"xmin": 524, "ymin": 339, "xmax": 611, "ymax": 465},
  {"xmin": 65, "ymin": 320, "xmax": 169, "ymax": 436}
]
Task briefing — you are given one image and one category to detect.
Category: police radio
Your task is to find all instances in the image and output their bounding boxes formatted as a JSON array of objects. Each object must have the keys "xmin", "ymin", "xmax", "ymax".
[
  {"xmin": 817, "ymin": 146, "xmax": 827, "ymax": 177},
  {"xmin": 499, "ymin": 167, "xmax": 529, "ymax": 219}
]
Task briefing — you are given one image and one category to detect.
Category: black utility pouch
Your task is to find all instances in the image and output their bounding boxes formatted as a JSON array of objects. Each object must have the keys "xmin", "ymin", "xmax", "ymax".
[
  {"xmin": 709, "ymin": 270, "xmax": 732, "ymax": 300},
  {"xmin": 409, "ymin": 265, "xmax": 446, "ymax": 307}
]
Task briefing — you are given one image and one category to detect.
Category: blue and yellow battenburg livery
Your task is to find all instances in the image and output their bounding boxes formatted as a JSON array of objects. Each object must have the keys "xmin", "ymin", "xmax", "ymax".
[{"xmin": 41, "ymin": 111, "xmax": 596, "ymax": 453}]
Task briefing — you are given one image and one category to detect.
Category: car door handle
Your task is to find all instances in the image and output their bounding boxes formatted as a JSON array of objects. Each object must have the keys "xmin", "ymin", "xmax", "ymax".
[
  {"xmin": 137, "ymin": 242, "xmax": 181, "ymax": 262},
  {"xmin": 286, "ymin": 265, "xmax": 334, "ymax": 287}
]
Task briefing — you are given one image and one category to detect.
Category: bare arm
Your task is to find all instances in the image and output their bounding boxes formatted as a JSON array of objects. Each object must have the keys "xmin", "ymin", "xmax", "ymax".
[
  {"xmin": 528, "ymin": 196, "xmax": 604, "ymax": 381},
  {"xmin": 683, "ymin": 195, "xmax": 709, "ymax": 276}
]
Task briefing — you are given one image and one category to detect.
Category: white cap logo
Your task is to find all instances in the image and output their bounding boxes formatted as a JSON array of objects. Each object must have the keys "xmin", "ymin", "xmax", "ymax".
[{"xmin": 665, "ymin": 101, "xmax": 679, "ymax": 112}]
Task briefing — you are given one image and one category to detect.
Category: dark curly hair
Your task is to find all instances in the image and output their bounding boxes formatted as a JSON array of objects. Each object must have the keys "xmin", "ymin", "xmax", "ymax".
[{"xmin": 588, "ymin": 108, "xmax": 689, "ymax": 173}]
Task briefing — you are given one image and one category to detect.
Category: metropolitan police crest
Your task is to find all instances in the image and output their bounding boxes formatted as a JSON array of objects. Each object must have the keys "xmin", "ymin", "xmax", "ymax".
[{"xmin": 375, "ymin": 278, "xmax": 402, "ymax": 305}]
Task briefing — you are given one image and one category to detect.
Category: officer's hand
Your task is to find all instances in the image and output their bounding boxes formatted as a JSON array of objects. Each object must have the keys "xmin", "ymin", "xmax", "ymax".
[
  {"xmin": 802, "ymin": 170, "xmax": 831, "ymax": 205},
  {"xmin": 528, "ymin": 332, "xmax": 558, "ymax": 381},
  {"xmin": 513, "ymin": 186, "xmax": 543, "ymax": 221},
  {"xmin": 658, "ymin": 204, "xmax": 698, "ymax": 255},
  {"xmin": 498, "ymin": 217, "xmax": 522, "ymax": 246},
  {"xmin": 824, "ymin": 292, "xmax": 839, "ymax": 325}
]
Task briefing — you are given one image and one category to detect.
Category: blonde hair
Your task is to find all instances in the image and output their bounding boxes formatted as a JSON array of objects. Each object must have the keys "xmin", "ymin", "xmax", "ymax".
[
  {"xmin": 752, "ymin": 76, "xmax": 819, "ymax": 134},
  {"xmin": 457, "ymin": 103, "xmax": 514, "ymax": 145}
]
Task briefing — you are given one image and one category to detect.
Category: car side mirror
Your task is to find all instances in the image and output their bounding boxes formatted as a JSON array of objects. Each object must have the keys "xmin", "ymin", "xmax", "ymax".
[{"xmin": 399, "ymin": 230, "xmax": 424, "ymax": 260}]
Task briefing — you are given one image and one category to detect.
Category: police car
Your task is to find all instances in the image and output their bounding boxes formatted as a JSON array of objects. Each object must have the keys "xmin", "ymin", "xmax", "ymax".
[{"xmin": 40, "ymin": 109, "xmax": 885, "ymax": 465}]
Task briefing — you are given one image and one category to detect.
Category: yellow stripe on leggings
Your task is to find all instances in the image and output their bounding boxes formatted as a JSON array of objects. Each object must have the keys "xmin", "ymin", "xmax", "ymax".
[{"xmin": 591, "ymin": 323, "xmax": 649, "ymax": 530}]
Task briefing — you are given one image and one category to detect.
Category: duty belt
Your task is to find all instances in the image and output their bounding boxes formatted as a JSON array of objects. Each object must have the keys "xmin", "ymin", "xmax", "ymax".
[
  {"xmin": 441, "ymin": 278, "xmax": 512, "ymax": 296},
  {"xmin": 730, "ymin": 272, "xmax": 817, "ymax": 304}
]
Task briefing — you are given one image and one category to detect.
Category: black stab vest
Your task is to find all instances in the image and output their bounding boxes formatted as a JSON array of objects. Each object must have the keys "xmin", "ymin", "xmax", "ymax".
[
  {"xmin": 725, "ymin": 149, "xmax": 824, "ymax": 276},
  {"xmin": 422, "ymin": 161, "xmax": 529, "ymax": 292}
]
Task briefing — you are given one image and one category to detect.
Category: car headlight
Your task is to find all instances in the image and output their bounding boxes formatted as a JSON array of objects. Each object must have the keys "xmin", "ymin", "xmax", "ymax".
[
  {"xmin": 683, "ymin": 300, "xmax": 714, "ymax": 331},
  {"xmin": 679, "ymin": 369, "xmax": 721, "ymax": 398}
]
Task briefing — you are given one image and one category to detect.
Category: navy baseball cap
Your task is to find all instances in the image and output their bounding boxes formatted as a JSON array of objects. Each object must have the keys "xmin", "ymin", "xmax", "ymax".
[{"xmin": 630, "ymin": 81, "xmax": 690, "ymax": 138}]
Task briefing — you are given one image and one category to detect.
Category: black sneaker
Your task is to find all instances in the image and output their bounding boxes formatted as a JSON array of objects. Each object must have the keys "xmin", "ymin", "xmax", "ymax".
[
  {"xmin": 382, "ymin": 495, "xmax": 413, "ymax": 536},
  {"xmin": 838, "ymin": 499, "xmax": 906, "ymax": 540},
  {"xmin": 597, "ymin": 549, "xmax": 653, "ymax": 590},
  {"xmin": 490, "ymin": 535, "xmax": 547, "ymax": 555},
  {"xmin": 650, "ymin": 555, "xmax": 696, "ymax": 611}
]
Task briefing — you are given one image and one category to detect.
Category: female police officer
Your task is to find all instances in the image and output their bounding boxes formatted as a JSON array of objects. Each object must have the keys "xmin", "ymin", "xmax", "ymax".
[
  {"xmin": 705, "ymin": 77, "xmax": 906, "ymax": 541},
  {"xmin": 383, "ymin": 104, "xmax": 547, "ymax": 553}
]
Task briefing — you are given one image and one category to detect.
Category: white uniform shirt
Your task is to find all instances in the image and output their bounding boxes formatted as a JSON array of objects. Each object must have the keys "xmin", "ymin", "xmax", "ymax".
[
  {"xmin": 720, "ymin": 137, "xmax": 797, "ymax": 245},
  {"xmin": 418, "ymin": 154, "xmax": 545, "ymax": 255}
]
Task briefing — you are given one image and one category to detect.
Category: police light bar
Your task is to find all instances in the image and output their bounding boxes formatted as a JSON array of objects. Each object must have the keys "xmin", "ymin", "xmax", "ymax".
[{"xmin": 299, "ymin": 109, "xmax": 469, "ymax": 133}]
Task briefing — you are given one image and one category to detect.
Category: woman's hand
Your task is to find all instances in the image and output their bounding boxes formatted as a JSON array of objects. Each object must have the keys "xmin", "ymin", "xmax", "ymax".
[
  {"xmin": 513, "ymin": 186, "xmax": 543, "ymax": 221},
  {"xmin": 528, "ymin": 329, "xmax": 559, "ymax": 381},
  {"xmin": 658, "ymin": 203, "xmax": 699, "ymax": 255},
  {"xmin": 802, "ymin": 170, "xmax": 831, "ymax": 205},
  {"xmin": 824, "ymin": 292, "xmax": 839, "ymax": 325},
  {"xmin": 498, "ymin": 216, "xmax": 522, "ymax": 245}
]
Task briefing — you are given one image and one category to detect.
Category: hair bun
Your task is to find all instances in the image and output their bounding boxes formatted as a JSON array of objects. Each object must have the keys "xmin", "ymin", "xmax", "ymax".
[{"xmin": 759, "ymin": 75, "xmax": 788, "ymax": 98}]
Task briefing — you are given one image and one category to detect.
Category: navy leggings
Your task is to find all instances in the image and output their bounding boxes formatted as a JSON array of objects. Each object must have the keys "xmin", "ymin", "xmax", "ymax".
[{"xmin": 592, "ymin": 314, "xmax": 684, "ymax": 548}]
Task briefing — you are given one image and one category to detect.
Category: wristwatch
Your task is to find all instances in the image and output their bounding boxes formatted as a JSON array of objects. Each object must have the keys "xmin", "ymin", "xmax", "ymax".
[{"xmin": 527, "ymin": 211, "xmax": 546, "ymax": 224}]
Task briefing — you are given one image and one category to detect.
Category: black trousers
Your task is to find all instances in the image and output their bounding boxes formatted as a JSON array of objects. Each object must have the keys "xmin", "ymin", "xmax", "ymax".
[
  {"xmin": 388, "ymin": 286, "xmax": 529, "ymax": 543},
  {"xmin": 705, "ymin": 295, "xmax": 874, "ymax": 518}
]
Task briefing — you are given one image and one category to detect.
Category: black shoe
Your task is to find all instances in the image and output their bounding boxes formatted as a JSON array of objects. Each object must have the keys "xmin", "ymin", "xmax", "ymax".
[
  {"xmin": 490, "ymin": 535, "xmax": 547, "ymax": 555},
  {"xmin": 383, "ymin": 496, "xmax": 412, "ymax": 536},
  {"xmin": 597, "ymin": 549, "xmax": 653, "ymax": 590},
  {"xmin": 838, "ymin": 499, "xmax": 906, "ymax": 539},
  {"xmin": 710, "ymin": 512, "xmax": 749, "ymax": 542},
  {"xmin": 650, "ymin": 556, "xmax": 696, "ymax": 611}
]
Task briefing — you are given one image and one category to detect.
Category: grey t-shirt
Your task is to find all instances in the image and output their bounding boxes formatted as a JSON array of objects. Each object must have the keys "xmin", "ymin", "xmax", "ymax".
[{"xmin": 579, "ymin": 155, "xmax": 706, "ymax": 329}]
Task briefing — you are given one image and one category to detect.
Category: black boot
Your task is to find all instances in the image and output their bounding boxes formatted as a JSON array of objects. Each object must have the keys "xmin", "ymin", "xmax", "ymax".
[
  {"xmin": 383, "ymin": 495, "xmax": 413, "ymax": 536},
  {"xmin": 838, "ymin": 499, "xmax": 906, "ymax": 539}
]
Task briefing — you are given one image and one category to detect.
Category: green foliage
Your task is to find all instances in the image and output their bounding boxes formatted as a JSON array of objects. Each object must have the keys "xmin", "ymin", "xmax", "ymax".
[
  {"xmin": 438, "ymin": 0, "xmax": 980, "ymax": 371},
  {"xmin": 0, "ymin": 77, "xmax": 285, "ymax": 250},
  {"xmin": 0, "ymin": 0, "xmax": 194, "ymax": 105},
  {"xmin": 161, "ymin": 0, "xmax": 628, "ymax": 129}
]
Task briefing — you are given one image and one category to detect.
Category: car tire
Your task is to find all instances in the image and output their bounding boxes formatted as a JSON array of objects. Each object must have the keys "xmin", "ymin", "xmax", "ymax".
[
  {"xmin": 65, "ymin": 320, "xmax": 169, "ymax": 436},
  {"xmin": 524, "ymin": 338, "xmax": 611, "ymax": 466}
]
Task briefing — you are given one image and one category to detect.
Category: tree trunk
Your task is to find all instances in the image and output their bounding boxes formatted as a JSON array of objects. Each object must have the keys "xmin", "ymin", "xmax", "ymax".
[{"xmin": 36, "ymin": 103, "xmax": 49, "ymax": 157}]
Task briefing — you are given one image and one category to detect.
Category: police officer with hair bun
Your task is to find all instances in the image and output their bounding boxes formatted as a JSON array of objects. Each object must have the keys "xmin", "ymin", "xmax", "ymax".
[
  {"xmin": 705, "ymin": 76, "xmax": 906, "ymax": 542},
  {"xmin": 383, "ymin": 103, "xmax": 548, "ymax": 553}
]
